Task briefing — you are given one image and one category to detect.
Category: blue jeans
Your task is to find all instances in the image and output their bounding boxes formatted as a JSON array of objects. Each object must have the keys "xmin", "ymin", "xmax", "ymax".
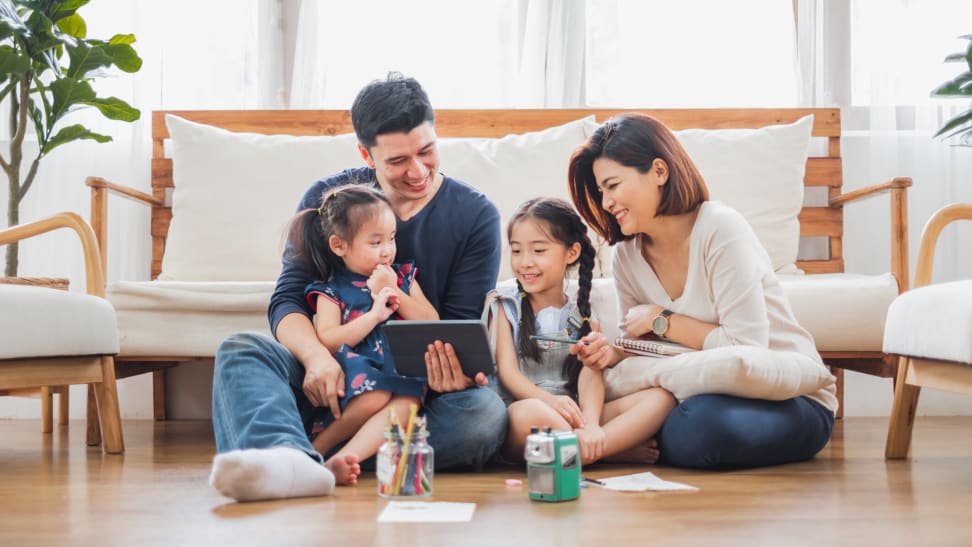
[
  {"xmin": 212, "ymin": 332, "xmax": 508, "ymax": 470},
  {"xmin": 657, "ymin": 394, "xmax": 834, "ymax": 469}
]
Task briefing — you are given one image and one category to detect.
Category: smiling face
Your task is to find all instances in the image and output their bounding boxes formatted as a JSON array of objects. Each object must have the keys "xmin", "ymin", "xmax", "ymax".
[
  {"xmin": 330, "ymin": 204, "xmax": 398, "ymax": 277},
  {"xmin": 592, "ymin": 156, "xmax": 669, "ymax": 235},
  {"xmin": 509, "ymin": 217, "xmax": 580, "ymax": 301},
  {"xmin": 359, "ymin": 122, "xmax": 442, "ymax": 211}
]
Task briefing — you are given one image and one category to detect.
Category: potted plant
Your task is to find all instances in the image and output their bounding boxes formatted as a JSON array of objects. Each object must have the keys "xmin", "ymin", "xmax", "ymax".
[
  {"xmin": 0, "ymin": 0, "xmax": 141, "ymax": 277},
  {"xmin": 932, "ymin": 34, "xmax": 972, "ymax": 145}
]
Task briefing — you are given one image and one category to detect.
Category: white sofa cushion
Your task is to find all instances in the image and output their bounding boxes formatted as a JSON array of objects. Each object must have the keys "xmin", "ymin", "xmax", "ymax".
[
  {"xmin": 162, "ymin": 115, "xmax": 362, "ymax": 282},
  {"xmin": 676, "ymin": 115, "xmax": 813, "ymax": 274},
  {"xmin": 107, "ymin": 281, "xmax": 273, "ymax": 357},
  {"xmin": 781, "ymin": 272, "xmax": 899, "ymax": 352},
  {"xmin": 161, "ymin": 115, "xmax": 595, "ymax": 283},
  {"xmin": 0, "ymin": 285, "xmax": 119, "ymax": 359},
  {"xmin": 883, "ymin": 279, "xmax": 972, "ymax": 364}
]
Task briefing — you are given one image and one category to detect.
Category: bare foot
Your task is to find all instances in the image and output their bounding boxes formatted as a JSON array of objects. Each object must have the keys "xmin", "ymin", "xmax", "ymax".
[
  {"xmin": 603, "ymin": 438, "xmax": 660, "ymax": 464},
  {"xmin": 324, "ymin": 453, "xmax": 361, "ymax": 486}
]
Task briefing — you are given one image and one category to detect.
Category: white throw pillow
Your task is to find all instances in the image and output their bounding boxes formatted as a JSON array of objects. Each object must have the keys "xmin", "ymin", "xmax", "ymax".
[
  {"xmin": 162, "ymin": 114, "xmax": 597, "ymax": 282},
  {"xmin": 603, "ymin": 345, "xmax": 835, "ymax": 403},
  {"xmin": 675, "ymin": 115, "xmax": 813, "ymax": 273},
  {"xmin": 162, "ymin": 115, "xmax": 361, "ymax": 281},
  {"xmin": 437, "ymin": 116, "xmax": 597, "ymax": 280}
]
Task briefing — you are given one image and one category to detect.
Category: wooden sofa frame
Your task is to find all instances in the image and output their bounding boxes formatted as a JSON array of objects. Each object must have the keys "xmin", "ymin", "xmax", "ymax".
[{"xmin": 86, "ymin": 108, "xmax": 911, "ymax": 420}]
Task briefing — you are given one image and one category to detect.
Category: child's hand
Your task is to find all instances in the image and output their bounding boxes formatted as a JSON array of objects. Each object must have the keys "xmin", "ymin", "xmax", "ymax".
[
  {"xmin": 543, "ymin": 395, "xmax": 585, "ymax": 429},
  {"xmin": 371, "ymin": 286, "xmax": 400, "ymax": 321},
  {"xmin": 367, "ymin": 264, "xmax": 398, "ymax": 296},
  {"xmin": 574, "ymin": 424, "xmax": 606, "ymax": 465},
  {"xmin": 570, "ymin": 331, "xmax": 623, "ymax": 370}
]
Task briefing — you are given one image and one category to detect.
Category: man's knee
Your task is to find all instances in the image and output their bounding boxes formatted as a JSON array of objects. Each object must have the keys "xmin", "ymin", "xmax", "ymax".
[{"xmin": 439, "ymin": 388, "xmax": 508, "ymax": 443}]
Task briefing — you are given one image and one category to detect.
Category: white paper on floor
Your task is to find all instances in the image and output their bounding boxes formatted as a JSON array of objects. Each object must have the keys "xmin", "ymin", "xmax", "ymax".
[
  {"xmin": 595, "ymin": 472, "xmax": 698, "ymax": 492},
  {"xmin": 377, "ymin": 501, "xmax": 477, "ymax": 523}
]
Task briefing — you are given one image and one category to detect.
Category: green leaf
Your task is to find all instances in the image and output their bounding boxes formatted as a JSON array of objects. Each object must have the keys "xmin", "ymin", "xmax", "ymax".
[
  {"xmin": 931, "ymin": 72, "xmax": 972, "ymax": 97},
  {"xmin": 56, "ymin": 13, "xmax": 86, "ymax": 38},
  {"xmin": 40, "ymin": 123, "xmax": 111, "ymax": 155},
  {"xmin": 932, "ymin": 109, "xmax": 972, "ymax": 139},
  {"xmin": 104, "ymin": 42, "xmax": 141, "ymax": 73},
  {"xmin": 0, "ymin": 45, "xmax": 31, "ymax": 75},
  {"xmin": 0, "ymin": 77, "xmax": 19, "ymax": 105},
  {"xmin": 0, "ymin": 2, "xmax": 29, "ymax": 41},
  {"xmin": 80, "ymin": 96, "xmax": 140, "ymax": 122},
  {"xmin": 65, "ymin": 41, "xmax": 112, "ymax": 78},
  {"xmin": 50, "ymin": 0, "xmax": 91, "ymax": 21},
  {"xmin": 108, "ymin": 33, "xmax": 135, "ymax": 45},
  {"xmin": 50, "ymin": 77, "xmax": 95, "ymax": 122},
  {"xmin": 27, "ymin": 100, "xmax": 45, "ymax": 143}
]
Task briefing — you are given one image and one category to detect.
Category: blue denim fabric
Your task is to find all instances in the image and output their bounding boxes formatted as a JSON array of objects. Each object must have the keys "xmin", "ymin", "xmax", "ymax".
[
  {"xmin": 657, "ymin": 394, "xmax": 834, "ymax": 469},
  {"xmin": 212, "ymin": 332, "xmax": 321, "ymax": 461},
  {"xmin": 212, "ymin": 332, "xmax": 508, "ymax": 470}
]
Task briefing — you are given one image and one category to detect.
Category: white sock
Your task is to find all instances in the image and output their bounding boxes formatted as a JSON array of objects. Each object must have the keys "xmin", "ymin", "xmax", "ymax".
[{"xmin": 209, "ymin": 446, "xmax": 336, "ymax": 502}]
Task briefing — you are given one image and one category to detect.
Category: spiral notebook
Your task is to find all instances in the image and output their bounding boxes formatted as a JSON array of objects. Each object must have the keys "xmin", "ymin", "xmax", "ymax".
[{"xmin": 615, "ymin": 336, "xmax": 693, "ymax": 358}]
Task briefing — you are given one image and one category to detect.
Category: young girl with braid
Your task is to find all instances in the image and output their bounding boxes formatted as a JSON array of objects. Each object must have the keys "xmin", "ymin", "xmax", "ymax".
[{"xmin": 487, "ymin": 197, "xmax": 675, "ymax": 465}]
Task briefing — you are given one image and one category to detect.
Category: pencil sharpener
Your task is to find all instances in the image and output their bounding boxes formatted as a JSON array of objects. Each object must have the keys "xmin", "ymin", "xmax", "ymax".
[{"xmin": 524, "ymin": 427, "xmax": 580, "ymax": 502}]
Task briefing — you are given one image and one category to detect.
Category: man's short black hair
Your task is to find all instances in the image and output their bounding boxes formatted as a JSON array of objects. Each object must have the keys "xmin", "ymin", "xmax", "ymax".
[{"xmin": 350, "ymin": 72, "xmax": 435, "ymax": 150}]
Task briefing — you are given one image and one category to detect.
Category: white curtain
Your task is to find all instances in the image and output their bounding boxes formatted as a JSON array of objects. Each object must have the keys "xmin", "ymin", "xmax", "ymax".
[
  {"xmin": 290, "ymin": 0, "xmax": 522, "ymax": 109},
  {"xmin": 798, "ymin": 0, "xmax": 972, "ymax": 284},
  {"xmin": 0, "ymin": 0, "xmax": 285, "ymax": 287}
]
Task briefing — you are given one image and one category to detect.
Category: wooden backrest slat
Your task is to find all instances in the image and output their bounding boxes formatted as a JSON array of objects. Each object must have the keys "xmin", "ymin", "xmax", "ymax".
[{"xmin": 149, "ymin": 108, "xmax": 844, "ymax": 279}]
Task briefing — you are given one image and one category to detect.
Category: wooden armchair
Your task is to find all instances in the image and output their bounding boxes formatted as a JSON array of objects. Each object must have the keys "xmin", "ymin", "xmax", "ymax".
[
  {"xmin": 885, "ymin": 203, "xmax": 972, "ymax": 458},
  {"xmin": 0, "ymin": 213, "xmax": 124, "ymax": 453}
]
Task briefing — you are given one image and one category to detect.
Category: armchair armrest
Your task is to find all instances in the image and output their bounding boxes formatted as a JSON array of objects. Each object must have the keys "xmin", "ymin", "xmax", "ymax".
[
  {"xmin": 912, "ymin": 203, "xmax": 972, "ymax": 288},
  {"xmin": 86, "ymin": 176, "xmax": 163, "ymax": 277},
  {"xmin": 829, "ymin": 177, "xmax": 912, "ymax": 292},
  {"xmin": 0, "ymin": 212, "xmax": 106, "ymax": 296}
]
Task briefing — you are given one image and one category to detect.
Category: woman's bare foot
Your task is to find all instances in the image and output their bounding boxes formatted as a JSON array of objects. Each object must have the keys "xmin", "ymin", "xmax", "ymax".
[
  {"xmin": 324, "ymin": 453, "xmax": 362, "ymax": 486},
  {"xmin": 603, "ymin": 438, "xmax": 660, "ymax": 464}
]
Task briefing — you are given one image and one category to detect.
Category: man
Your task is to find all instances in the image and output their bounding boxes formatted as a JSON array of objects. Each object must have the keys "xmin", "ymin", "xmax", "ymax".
[{"xmin": 209, "ymin": 73, "xmax": 507, "ymax": 502}]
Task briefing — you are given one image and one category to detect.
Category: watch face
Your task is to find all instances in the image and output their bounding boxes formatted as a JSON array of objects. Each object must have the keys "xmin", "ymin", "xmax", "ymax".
[{"xmin": 652, "ymin": 315, "xmax": 667, "ymax": 335}]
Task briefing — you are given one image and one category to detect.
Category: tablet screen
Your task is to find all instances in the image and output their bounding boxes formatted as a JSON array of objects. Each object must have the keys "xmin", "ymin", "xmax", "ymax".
[{"xmin": 383, "ymin": 320, "xmax": 496, "ymax": 379}]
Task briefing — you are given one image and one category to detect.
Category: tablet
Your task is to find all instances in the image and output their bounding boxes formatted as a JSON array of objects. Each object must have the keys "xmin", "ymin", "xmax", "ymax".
[{"xmin": 383, "ymin": 320, "xmax": 496, "ymax": 379}]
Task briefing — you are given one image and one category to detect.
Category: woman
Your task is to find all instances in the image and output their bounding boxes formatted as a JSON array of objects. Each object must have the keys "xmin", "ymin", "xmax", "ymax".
[{"xmin": 566, "ymin": 113, "xmax": 836, "ymax": 469}]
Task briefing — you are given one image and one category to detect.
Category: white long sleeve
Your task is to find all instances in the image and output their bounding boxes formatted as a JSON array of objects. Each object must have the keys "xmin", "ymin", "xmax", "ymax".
[{"xmin": 612, "ymin": 201, "xmax": 821, "ymax": 362}]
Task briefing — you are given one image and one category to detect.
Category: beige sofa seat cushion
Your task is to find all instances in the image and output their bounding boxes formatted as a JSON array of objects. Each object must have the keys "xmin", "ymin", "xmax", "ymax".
[
  {"xmin": 0, "ymin": 285, "xmax": 119, "ymax": 359},
  {"xmin": 107, "ymin": 281, "xmax": 273, "ymax": 357},
  {"xmin": 780, "ymin": 272, "xmax": 900, "ymax": 352}
]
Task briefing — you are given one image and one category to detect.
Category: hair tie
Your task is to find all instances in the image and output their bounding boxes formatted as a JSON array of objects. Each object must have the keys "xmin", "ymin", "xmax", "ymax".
[
  {"xmin": 519, "ymin": 291, "xmax": 527, "ymax": 299},
  {"xmin": 582, "ymin": 317, "xmax": 590, "ymax": 323}
]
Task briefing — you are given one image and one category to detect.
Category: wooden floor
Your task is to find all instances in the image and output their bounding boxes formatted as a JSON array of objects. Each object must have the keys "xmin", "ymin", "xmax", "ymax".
[{"xmin": 0, "ymin": 417, "xmax": 970, "ymax": 547}]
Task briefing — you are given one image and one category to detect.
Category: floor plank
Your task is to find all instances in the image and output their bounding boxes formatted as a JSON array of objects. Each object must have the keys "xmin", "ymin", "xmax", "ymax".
[{"xmin": 0, "ymin": 417, "xmax": 970, "ymax": 546}]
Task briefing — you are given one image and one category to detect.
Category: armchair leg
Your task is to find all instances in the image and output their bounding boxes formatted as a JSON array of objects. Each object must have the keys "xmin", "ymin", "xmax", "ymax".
[
  {"xmin": 885, "ymin": 356, "xmax": 920, "ymax": 459},
  {"xmin": 92, "ymin": 356, "xmax": 124, "ymax": 454}
]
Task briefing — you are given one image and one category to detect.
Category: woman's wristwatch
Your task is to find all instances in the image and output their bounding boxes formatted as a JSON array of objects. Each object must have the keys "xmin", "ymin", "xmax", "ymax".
[{"xmin": 651, "ymin": 308, "xmax": 674, "ymax": 337}]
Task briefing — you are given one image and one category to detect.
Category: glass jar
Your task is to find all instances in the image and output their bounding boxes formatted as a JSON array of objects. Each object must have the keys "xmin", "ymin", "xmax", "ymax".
[{"xmin": 377, "ymin": 428, "xmax": 433, "ymax": 498}]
